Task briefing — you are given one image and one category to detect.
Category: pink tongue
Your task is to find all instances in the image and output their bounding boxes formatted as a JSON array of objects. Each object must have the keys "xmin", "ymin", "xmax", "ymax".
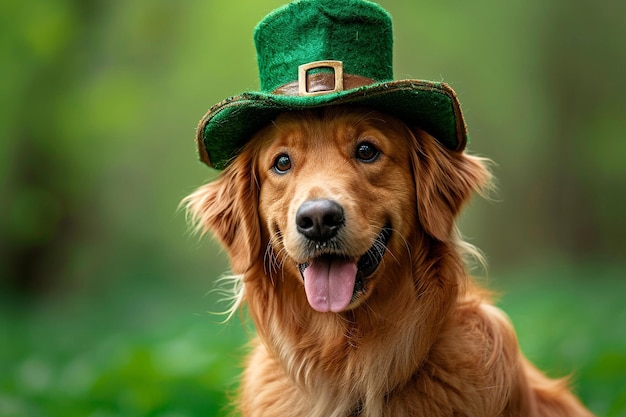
[{"xmin": 303, "ymin": 258, "xmax": 358, "ymax": 313}]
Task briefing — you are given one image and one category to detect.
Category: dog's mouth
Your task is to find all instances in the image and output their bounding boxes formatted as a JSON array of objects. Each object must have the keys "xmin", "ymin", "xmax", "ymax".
[{"xmin": 297, "ymin": 225, "xmax": 392, "ymax": 313}]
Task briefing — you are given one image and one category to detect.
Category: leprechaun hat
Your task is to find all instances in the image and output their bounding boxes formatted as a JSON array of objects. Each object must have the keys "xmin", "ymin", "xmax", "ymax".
[{"xmin": 196, "ymin": 0, "xmax": 468, "ymax": 169}]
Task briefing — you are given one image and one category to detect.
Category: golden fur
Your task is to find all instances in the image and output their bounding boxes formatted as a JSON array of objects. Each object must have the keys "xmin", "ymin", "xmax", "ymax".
[{"xmin": 184, "ymin": 107, "xmax": 593, "ymax": 417}]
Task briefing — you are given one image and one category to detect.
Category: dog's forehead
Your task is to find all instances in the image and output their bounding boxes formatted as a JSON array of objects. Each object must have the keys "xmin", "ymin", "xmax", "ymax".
[{"xmin": 260, "ymin": 109, "xmax": 402, "ymax": 150}]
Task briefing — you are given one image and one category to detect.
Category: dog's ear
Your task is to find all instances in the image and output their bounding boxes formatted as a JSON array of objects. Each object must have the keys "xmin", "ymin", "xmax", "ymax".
[
  {"xmin": 408, "ymin": 128, "xmax": 491, "ymax": 242},
  {"xmin": 183, "ymin": 148, "xmax": 261, "ymax": 274}
]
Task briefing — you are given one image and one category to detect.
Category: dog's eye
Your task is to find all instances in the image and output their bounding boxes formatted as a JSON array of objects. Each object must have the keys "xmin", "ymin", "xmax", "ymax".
[
  {"xmin": 272, "ymin": 154, "xmax": 292, "ymax": 173},
  {"xmin": 356, "ymin": 142, "xmax": 380, "ymax": 163}
]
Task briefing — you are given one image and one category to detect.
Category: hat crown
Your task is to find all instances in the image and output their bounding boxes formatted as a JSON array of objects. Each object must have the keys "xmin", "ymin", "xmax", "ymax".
[{"xmin": 254, "ymin": 0, "xmax": 394, "ymax": 93}]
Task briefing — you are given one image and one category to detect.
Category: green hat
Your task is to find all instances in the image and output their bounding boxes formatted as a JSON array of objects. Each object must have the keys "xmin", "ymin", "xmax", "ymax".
[{"xmin": 196, "ymin": 0, "xmax": 468, "ymax": 169}]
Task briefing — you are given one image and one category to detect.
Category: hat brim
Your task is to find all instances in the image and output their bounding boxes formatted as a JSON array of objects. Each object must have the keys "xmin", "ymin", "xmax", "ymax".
[{"xmin": 196, "ymin": 80, "xmax": 467, "ymax": 169}]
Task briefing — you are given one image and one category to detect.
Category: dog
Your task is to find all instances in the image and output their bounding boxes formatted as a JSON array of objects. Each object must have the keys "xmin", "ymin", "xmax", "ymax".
[{"xmin": 184, "ymin": 106, "xmax": 594, "ymax": 416}]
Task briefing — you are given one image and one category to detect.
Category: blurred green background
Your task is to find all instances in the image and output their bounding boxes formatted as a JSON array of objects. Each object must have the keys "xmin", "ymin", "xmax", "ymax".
[{"xmin": 1, "ymin": 0, "xmax": 625, "ymax": 416}]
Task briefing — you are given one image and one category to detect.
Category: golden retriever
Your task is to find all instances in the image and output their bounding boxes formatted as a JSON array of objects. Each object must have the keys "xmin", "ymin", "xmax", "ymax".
[{"xmin": 184, "ymin": 107, "xmax": 594, "ymax": 417}]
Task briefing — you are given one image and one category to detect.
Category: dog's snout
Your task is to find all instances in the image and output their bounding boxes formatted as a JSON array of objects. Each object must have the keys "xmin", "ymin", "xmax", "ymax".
[{"xmin": 296, "ymin": 199, "xmax": 344, "ymax": 242}]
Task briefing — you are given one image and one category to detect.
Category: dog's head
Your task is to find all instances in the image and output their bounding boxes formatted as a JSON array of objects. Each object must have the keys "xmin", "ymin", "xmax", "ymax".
[{"xmin": 185, "ymin": 107, "xmax": 490, "ymax": 313}]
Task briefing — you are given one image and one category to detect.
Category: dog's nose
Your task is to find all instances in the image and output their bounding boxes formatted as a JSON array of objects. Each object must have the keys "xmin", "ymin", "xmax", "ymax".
[{"xmin": 296, "ymin": 199, "xmax": 344, "ymax": 242}]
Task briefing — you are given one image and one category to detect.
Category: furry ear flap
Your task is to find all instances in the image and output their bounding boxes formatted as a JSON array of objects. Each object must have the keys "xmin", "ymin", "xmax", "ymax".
[
  {"xmin": 183, "ymin": 149, "xmax": 261, "ymax": 274},
  {"xmin": 408, "ymin": 128, "xmax": 491, "ymax": 242}
]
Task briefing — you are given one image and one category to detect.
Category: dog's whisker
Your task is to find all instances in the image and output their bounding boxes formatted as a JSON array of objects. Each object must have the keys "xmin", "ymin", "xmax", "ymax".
[
  {"xmin": 263, "ymin": 243, "xmax": 273, "ymax": 276},
  {"xmin": 275, "ymin": 247, "xmax": 289, "ymax": 280},
  {"xmin": 264, "ymin": 230, "xmax": 287, "ymax": 286},
  {"xmin": 264, "ymin": 243, "xmax": 275, "ymax": 278},
  {"xmin": 386, "ymin": 228, "xmax": 411, "ymax": 268}
]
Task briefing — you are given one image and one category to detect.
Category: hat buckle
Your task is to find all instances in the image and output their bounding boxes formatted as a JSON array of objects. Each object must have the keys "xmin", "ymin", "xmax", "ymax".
[{"xmin": 298, "ymin": 61, "xmax": 344, "ymax": 96}]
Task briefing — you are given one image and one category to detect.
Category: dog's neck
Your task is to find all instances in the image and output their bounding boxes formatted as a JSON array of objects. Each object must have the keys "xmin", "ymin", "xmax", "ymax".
[{"xmin": 245, "ymin": 238, "xmax": 466, "ymax": 416}]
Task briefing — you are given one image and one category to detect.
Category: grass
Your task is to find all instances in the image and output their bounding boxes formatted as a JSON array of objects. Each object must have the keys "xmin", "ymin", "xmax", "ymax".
[
  {"xmin": 1, "ymin": 263, "xmax": 624, "ymax": 416},
  {"xmin": 492, "ymin": 263, "xmax": 626, "ymax": 416}
]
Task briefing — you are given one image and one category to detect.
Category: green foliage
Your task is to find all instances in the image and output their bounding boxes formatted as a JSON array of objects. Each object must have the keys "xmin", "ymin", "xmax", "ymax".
[
  {"xmin": 0, "ymin": 283, "xmax": 247, "ymax": 417},
  {"xmin": 494, "ymin": 264, "xmax": 626, "ymax": 417}
]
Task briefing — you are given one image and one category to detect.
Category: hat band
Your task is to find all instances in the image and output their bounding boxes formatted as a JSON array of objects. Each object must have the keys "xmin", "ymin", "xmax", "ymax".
[{"xmin": 273, "ymin": 60, "xmax": 376, "ymax": 97}]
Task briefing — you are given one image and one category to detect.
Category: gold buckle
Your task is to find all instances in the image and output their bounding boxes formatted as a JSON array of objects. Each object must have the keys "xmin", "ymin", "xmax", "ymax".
[{"xmin": 298, "ymin": 61, "xmax": 344, "ymax": 96}]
